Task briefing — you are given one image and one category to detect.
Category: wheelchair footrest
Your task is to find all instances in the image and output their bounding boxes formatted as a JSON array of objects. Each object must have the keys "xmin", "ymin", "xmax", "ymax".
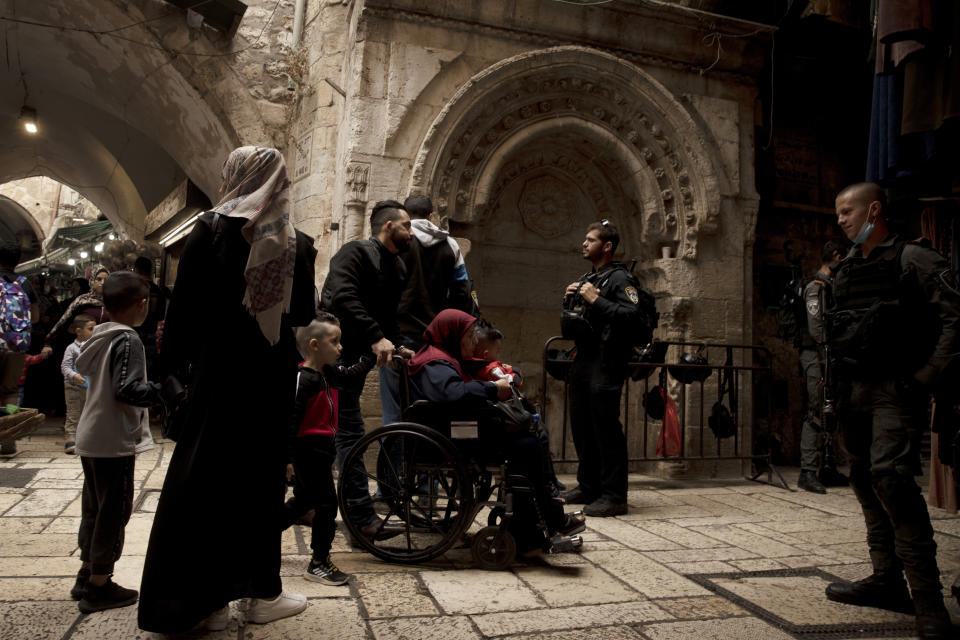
[{"xmin": 547, "ymin": 534, "xmax": 583, "ymax": 553}]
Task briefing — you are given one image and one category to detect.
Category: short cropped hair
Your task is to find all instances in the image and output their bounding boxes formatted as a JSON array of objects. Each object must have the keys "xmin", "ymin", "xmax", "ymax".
[
  {"xmin": 586, "ymin": 219, "xmax": 620, "ymax": 253},
  {"xmin": 837, "ymin": 182, "xmax": 886, "ymax": 210},
  {"xmin": 403, "ymin": 194, "xmax": 433, "ymax": 220},
  {"xmin": 474, "ymin": 320, "xmax": 504, "ymax": 343},
  {"xmin": 134, "ymin": 256, "xmax": 153, "ymax": 276},
  {"xmin": 0, "ymin": 242, "xmax": 22, "ymax": 268},
  {"xmin": 821, "ymin": 240, "xmax": 844, "ymax": 263},
  {"xmin": 71, "ymin": 314, "xmax": 96, "ymax": 331},
  {"xmin": 295, "ymin": 311, "xmax": 340, "ymax": 356},
  {"xmin": 370, "ymin": 200, "xmax": 406, "ymax": 234},
  {"xmin": 102, "ymin": 271, "xmax": 149, "ymax": 314}
]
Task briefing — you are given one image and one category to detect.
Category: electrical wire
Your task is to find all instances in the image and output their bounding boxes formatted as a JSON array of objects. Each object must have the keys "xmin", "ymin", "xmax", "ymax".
[{"xmin": 0, "ymin": 0, "xmax": 281, "ymax": 58}]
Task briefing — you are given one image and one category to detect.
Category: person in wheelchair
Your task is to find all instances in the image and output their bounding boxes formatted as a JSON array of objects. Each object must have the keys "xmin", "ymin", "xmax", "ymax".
[
  {"xmin": 463, "ymin": 320, "xmax": 565, "ymax": 499},
  {"xmin": 405, "ymin": 309, "xmax": 586, "ymax": 556}
]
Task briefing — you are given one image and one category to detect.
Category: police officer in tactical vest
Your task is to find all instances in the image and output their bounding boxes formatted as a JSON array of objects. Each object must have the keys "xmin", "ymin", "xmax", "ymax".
[
  {"xmin": 797, "ymin": 240, "xmax": 846, "ymax": 494},
  {"xmin": 824, "ymin": 183, "xmax": 958, "ymax": 639},
  {"xmin": 560, "ymin": 220, "xmax": 648, "ymax": 517}
]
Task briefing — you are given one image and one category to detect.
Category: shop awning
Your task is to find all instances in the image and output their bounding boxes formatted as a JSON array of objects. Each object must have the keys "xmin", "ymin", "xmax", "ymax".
[{"xmin": 45, "ymin": 220, "xmax": 113, "ymax": 250}]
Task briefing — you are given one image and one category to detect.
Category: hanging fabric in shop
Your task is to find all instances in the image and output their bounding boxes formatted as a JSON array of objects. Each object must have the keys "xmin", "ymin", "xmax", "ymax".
[{"xmin": 866, "ymin": 0, "xmax": 958, "ymax": 190}]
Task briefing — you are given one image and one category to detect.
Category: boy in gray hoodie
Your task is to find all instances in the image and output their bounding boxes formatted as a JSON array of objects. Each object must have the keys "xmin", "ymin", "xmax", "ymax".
[{"xmin": 72, "ymin": 271, "xmax": 160, "ymax": 614}]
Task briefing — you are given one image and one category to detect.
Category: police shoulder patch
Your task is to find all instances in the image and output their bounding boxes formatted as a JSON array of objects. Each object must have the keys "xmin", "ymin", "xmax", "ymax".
[
  {"xmin": 625, "ymin": 286, "xmax": 639, "ymax": 304},
  {"xmin": 806, "ymin": 298, "xmax": 820, "ymax": 317}
]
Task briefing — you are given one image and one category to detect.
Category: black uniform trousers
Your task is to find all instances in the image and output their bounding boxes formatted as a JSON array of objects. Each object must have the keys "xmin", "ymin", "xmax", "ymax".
[
  {"xmin": 78, "ymin": 455, "xmax": 135, "ymax": 575},
  {"xmin": 568, "ymin": 352, "xmax": 628, "ymax": 503},
  {"xmin": 334, "ymin": 372, "xmax": 376, "ymax": 527},
  {"xmin": 841, "ymin": 377, "xmax": 940, "ymax": 593},
  {"xmin": 283, "ymin": 436, "xmax": 338, "ymax": 560}
]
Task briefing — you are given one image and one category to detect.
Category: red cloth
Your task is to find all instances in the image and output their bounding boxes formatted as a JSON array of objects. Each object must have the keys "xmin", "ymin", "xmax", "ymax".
[
  {"xmin": 470, "ymin": 360, "xmax": 522, "ymax": 386},
  {"xmin": 17, "ymin": 353, "xmax": 45, "ymax": 387},
  {"xmin": 656, "ymin": 389, "xmax": 682, "ymax": 458},
  {"xmin": 406, "ymin": 309, "xmax": 477, "ymax": 377},
  {"xmin": 297, "ymin": 387, "xmax": 338, "ymax": 438}
]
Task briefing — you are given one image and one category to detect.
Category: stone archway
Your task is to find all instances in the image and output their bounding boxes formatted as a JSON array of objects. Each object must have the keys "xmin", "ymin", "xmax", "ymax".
[
  {"xmin": 407, "ymin": 46, "xmax": 737, "ymax": 373},
  {"xmin": 411, "ymin": 46, "xmax": 731, "ymax": 264}
]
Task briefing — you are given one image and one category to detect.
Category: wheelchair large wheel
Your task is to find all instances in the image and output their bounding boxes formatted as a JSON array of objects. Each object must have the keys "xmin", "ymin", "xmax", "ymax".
[{"xmin": 339, "ymin": 422, "xmax": 476, "ymax": 564}]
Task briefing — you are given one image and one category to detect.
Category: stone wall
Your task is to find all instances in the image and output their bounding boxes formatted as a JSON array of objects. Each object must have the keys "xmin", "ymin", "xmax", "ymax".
[{"xmin": 298, "ymin": 0, "xmax": 770, "ymax": 470}]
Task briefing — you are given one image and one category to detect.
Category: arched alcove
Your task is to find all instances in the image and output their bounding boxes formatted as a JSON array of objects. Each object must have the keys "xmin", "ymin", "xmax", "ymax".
[
  {"xmin": 0, "ymin": 196, "xmax": 44, "ymax": 260},
  {"xmin": 410, "ymin": 46, "xmax": 732, "ymax": 262}
]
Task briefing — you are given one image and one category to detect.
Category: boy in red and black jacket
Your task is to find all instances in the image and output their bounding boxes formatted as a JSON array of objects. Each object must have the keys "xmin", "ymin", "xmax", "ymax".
[{"xmin": 282, "ymin": 312, "xmax": 372, "ymax": 586}]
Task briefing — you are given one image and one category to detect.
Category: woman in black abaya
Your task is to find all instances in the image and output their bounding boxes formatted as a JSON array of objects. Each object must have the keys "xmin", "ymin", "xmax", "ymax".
[{"xmin": 138, "ymin": 147, "xmax": 317, "ymax": 632}]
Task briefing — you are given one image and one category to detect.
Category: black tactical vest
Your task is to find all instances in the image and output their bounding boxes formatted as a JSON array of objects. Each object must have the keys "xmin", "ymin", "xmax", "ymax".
[{"xmin": 826, "ymin": 238, "xmax": 933, "ymax": 375}]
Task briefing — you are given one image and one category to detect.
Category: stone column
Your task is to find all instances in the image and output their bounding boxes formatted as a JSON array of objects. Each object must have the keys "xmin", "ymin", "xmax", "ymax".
[{"xmin": 343, "ymin": 162, "xmax": 370, "ymax": 242}]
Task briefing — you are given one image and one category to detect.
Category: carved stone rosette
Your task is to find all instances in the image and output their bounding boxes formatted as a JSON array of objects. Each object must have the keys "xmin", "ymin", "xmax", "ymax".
[{"xmin": 410, "ymin": 46, "xmax": 728, "ymax": 261}]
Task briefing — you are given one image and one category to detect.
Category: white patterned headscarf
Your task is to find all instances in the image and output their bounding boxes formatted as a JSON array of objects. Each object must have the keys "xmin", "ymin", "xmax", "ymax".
[{"xmin": 213, "ymin": 146, "xmax": 296, "ymax": 345}]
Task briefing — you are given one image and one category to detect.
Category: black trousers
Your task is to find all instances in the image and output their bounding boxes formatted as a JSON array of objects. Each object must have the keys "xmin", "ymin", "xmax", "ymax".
[
  {"xmin": 568, "ymin": 354, "xmax": 627, "ymax": 503},
  {"xmin": 334, "ymin": 373, "xmax": 376, "ymax": 526},
  {"xmin": 505, "ymin": 434, "xmax": 565, "ymax": 552},
  {"xmin": 78, "ymin": 455, "xmax": 135, "ymax": 575},
  {"xmin": 283, "ymin": 436, "xmax": 338, "ymax": 560},
  {"xmin": 841, "ymin": 377, "xmax": 941, "ymax": 592}
]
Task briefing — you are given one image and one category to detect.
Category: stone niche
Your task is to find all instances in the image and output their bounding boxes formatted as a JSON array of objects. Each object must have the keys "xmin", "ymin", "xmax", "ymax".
[{"xmin": 397, "ymin": 46, "xmax": 759, "ymax": 472}]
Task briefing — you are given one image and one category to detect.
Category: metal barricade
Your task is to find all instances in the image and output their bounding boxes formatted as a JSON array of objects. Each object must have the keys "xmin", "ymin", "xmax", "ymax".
[{"xmin": 539, "ymin": 337, "xmax": 790, "ymax": 489}]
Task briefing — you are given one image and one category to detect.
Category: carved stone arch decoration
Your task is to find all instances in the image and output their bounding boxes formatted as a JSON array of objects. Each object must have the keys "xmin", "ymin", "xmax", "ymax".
[{"xmin": 409, "ymin": 46, "xmax": 729, "ymax": 260}]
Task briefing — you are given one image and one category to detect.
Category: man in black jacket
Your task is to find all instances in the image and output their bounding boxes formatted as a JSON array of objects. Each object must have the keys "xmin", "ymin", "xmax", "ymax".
[
  {"xmin": 561, "ymin": 221, "xmax": 647, "ymax": 517},
  {"xmin": 320, "ymin": 200, "xmax": 411, "ymax": 536}
]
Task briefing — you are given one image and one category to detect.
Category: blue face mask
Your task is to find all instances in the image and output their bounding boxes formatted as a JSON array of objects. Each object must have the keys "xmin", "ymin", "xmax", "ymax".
[{"xmin": 853, "ymin": 218, "xmax": 875, "ymax": 244}]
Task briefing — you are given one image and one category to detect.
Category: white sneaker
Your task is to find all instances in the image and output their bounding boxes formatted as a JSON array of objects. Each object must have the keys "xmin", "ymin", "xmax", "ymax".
[
  {"xmin": 247, "ymin": 591, "xmax": 307, "ymax": 624},
  {"xmin": 203, "ymin": 605, "xmax": 231, "ymax": 631}
]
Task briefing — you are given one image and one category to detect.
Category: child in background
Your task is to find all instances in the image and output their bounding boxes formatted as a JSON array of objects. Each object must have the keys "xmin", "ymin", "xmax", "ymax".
[
  {"xmin": 61, "ymin": 314, "xmax": 96, "ymax": 455},
  {"xmin": 16, "ymin": 351, "xmax": 50, "ymax": 408},
  {"xmin": 282, "ymin": 312, "xmax": 373, "ymax": 585},
  {"xmin": 72, "ymin": 271, "xmax": 159, "ymax": 613},
  {"xmin": 467, "ymin": 321, "xmax": 565, "ymax": 497}
]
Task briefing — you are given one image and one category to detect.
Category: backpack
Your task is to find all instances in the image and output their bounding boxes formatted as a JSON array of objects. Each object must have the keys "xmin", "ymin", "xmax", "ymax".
[{"xmin": 0, "ymin": 274, "xmax": 32, "ymax": 353}]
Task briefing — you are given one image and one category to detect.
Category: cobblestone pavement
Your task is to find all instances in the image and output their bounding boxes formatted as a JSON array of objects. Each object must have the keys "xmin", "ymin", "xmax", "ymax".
[{"xmin": 2, "ymin": 421, "xmax": 959, "ymax": 639}]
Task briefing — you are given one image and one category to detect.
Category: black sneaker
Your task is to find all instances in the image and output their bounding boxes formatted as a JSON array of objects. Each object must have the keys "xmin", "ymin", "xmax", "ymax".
[
  {"xmin": 78, "ymin": 577, "xmax": 138, "ymax": 613},
  {"xmin": 560, "ymin": 486, "xmax": 597, "ymax": 505},
  {"xmin": 64, "ymin": 442, "xmax": 76, "ymax": 455},
  {"xmin": 70, "ymin": 567, "xmax": 90, "ymax": 600},
  {"xmin": 583, "ymin": 497, "xmax": 627, "ymax": 517},
  {"xmin": 304, "ymin": 555, "xmax": 350, "ymax": 586}
]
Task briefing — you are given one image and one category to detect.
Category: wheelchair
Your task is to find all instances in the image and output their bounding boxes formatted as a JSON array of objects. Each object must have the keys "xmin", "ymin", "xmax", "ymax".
[{"xmin": 337, "ymin": 358, "xmax": 582, "ymax": 570}]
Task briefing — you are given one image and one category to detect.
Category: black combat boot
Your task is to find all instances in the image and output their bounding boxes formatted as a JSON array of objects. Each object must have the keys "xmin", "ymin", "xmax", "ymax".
[
  {"xmin": 817, "ymin": 465, "xmax": 848, "ymax": 487},
  {"xmin": 912, "ymin": 590, "xmax": 954, "ymax": 639},
  {"xmin": 825, "ymin": 573, "xmax": 914, "ymax": 614},
  {"xmin": 798, "ymin": 470, "xmax": 826, "ymax": 494}
]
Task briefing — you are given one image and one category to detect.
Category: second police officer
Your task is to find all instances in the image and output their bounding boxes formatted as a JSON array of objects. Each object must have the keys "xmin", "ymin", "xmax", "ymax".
[
  {"xmin": 560, "ymin": 220, "xmax": 654, "ymax": 517},
  {"xmin": 824, "ymin": 182, "xmax": 959, "ymax": 639}
]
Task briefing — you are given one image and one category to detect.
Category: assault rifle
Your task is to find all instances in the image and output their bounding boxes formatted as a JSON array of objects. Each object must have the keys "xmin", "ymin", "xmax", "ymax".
[{"xmin": 819, "ymin": 342, "xmax": 838, "ymax": 471}]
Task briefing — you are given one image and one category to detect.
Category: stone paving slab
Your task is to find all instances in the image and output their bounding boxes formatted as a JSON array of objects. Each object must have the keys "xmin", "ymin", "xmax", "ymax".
[
  {"xmin": 421, "ymin": 569, "xmax": 543, "ymax": 614},
  {"xmin": 502, "ymin": 626, "xmax": 643, "ymax": 639},
  {"xmin": 653, "ymin": 595, "xmax": 747, "ymax": 619},
  {"xmin": 639, "ymin": 616, "xmax": 795, "ymax": 640},
  {"xmin": 514, "ymin": 563, "xmax": 638, "ymax": 607},
  {"xmin": 357, "ymin": 572, "xmax": 439, "ymax": 617},
  {"xmin": 369, "ymin": 615, "xmax": 482, "ymax": 640},
  {"xmin": 0, "ymin": 600, "xmax": 80, "ymax": 640},
  {"xmin": 584, "ymin": 550, "xmax": 711, "ymax": 598},
  {"xmin": 4, "ymin": 489, "xmax": 77, "ymax": 517},
  {"xmin": 470, "ymin": 600, "xmax": 672, "ymax": 636}
]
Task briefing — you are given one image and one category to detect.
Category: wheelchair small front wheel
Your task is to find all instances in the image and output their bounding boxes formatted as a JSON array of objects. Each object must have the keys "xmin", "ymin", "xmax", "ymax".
[{"xmin": 471, "ymin": 525, "xmax": 516, "ymax": 570}]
